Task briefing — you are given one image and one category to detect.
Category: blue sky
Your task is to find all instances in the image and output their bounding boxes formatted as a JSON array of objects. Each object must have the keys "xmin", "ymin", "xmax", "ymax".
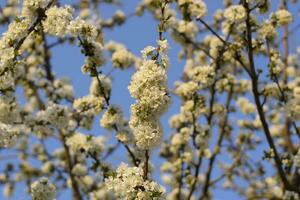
[{"xmin": 1, "ymin": 0, "xmax": 300, "ymax": 199}]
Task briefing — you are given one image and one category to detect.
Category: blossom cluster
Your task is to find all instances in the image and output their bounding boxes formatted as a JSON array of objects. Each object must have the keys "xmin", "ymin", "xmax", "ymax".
[
  {"xmin": 30, "ymin": 177, "xmax": 56, "ymax": 200},
  {"xmin": 128, "ymin": 41, "xmax": 171, "ymax": 149},
  {"xmin": 105, "ymin": 163, "xmax": 165, "ymax": 200},
  {"xmin": 66, "ymin": 132, "xmax": 105, "ymax": 156},
  {"xmin": 106, "ymin": 41, "xmax": 136, "ymax": 69}
]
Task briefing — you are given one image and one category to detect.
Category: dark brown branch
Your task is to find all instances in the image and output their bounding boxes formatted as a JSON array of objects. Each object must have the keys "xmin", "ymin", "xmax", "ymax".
[
  {"xmin": 14, "ymin": 1, "xmax": 55, "ymax": 52},
  {"xmin": 242, "ymin": 0, "xmax": 292, "ymax": 191},
  {"xmin": 177, "ymin": 146, "xmax": 185, "ymax": 200},
  {"xmin": 143, "ymin": 150, "xmax": 149, "ymax": 180},
  {"xmin": 41, "ymin": 28, "xmax": 54, "ymax": 82},
  {"xmin": 59, "ymin": 132, "xmax": 83, "ymax": 200},
  {"xmin": 123, "ymin": 142, "xmax": 140, "ymax": 166}
]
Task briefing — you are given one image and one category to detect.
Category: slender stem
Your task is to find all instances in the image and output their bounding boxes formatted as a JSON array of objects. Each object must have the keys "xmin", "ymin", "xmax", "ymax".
[
  {"xmin": 197, "ymin": 18, "xmax": 226, "ymax": 44},
  {"xmin": 14, "ymin": 1, "xmax": 55, "ymax": 52},
  {"xmin": 200, "ymin": 85, "xmax": 234, "ymax": 200},
  {"xmin": 177, "ymin": 149, "xmax": 185, "ymax": 200},
  {"xmin": 186, "ymin": 155, "xmax": 202, "ymax": 200},
  {"xmin": 123, "ymin": 143, "xmax": 140, "ymax": 166},
  {"xmin": 41, "ymin": 30, "xmax": 54, "ymax": 82},
  {"xmin": 59, "ymin": 132, "xmax": 83, "ymax": 200},
  {"xmin": 113, "ymin": 124, "xmax": 140, "ymax": 167},
  {"xmin": 243, "ymin": 1, "xmax": 292, "ymax": 191},
  {"xmin": 141, "ymin": 0, "xmax": 168, "ymax": 181},
  {"xmin": 143, "ymin": 150, "xmax": 149, "ymax": 180}
]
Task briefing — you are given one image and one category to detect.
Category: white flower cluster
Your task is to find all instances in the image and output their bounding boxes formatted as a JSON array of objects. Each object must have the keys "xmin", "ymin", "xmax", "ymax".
[
  {"xmin": 53, "ymin": 78, "xmax": 75, "ymax": 101},
  {"xmin": 157, "ymin": 39, "xmax": 170, "ymax": 68},
  {"xmin": 0, "ymin": 17, "xmax": 31, "ymax": 90},
  {"xmin": 0, "ymin": 69, "xmax": 15, "ymax": 91},
  {"xmin": 30, "ymin": 177, "xmax": 56, "ymax": 200},
  {"xmin": 23, "ymin": 0, "xmax": 48, "ymax": 11},
  {"xmin": 170, "ymin": 127, "xmax": 190, "ymax": 148},
  {"xmin": 191, "ymin": 65, "xmax": 215, "ymax": 87},
  {"xmin": 115, "ymin": 122, "xmax": 134, "ymax": 144},
  {"xmin": 68, "ymin": 19, "xmax": 105, "ymax": 74},
  {"xmin": 274, "ymin": 9, "xmax": 293, "ymax": 26},
  {"xmin": 37, "ymin": 103, "xmax": 70, "ymax": 129},
  {"xmin": 258, "ymin": 21, "xmax": 277, "ymax": 40},
  {"xmin": 68, "ymin": 18, "xmax": 98, "ymax": 39},
  {"xmin": 113, "ymin": 10, "xmax": 126, "ymax": 25},
  {"xmin": 224, "ymin": 5, "xmax": 246, "ymax": 23},
  {"xmin": 73, "ymin": 95, "xmax": 104, "ymax": 115},
  {"xmin": 44, "ymin": 6, "xmax": 105, "ymax": 73},
  {"xmin": 129, "ymin": 54, "xmax": 171, "ymax": 149},
  {"xmin": 90, "ymin": 186, "xmax": 115, "ymax": 200},
  {"xmin": 111, "ymin": 48, "xmax": 135, "ymax": 69},
  {"xmin": 0, "ymin": 123, "xmax": 20, "ymax": 147},
  {"xmin": 72, "ymin": 163, "xmax": 87, "ymax": 176},
  {"xmin": 43, "ymin": 6, "xmax": 74, "ymax": 37},
  {"xmin": 0, "ymin": 96, "xmax": 20, "ymax": 124},
  {"xmin": 237, "ymin": 97, "xmax": 256, "ymax": 115},
  {"xmin": 72, "ymin": 75, "xmax": 112, "ymax": 129},
  {"xmin": 81, "ymin": 43, "xmax": 105, "ymax": 74},
  {"xmin": 22, "ymin": 0, "xmax": 48, "ymax": 19},
  {"xmin": 105, "ymin": 163, "xmax": 165, "ymax": 200},
  {"xmin": 202, "ymin": 36, "xmax": 224, "ymax": 59},
  {"xmin": 178, "ymin": 0, "xmax": 207, "ymax": 19},
  {"xmin": 294, "ymin": 86, "xmax": 300, "ymax": 100},
  {"xmin": 194, "ymin": 125, "xmax": 211, "ymax": 150},
  {"xmin": 99, "ymin": 106, "xmax": 134, "ymax": 144},
  {"xmin": 269, "ymin": 50, "xmax": 283, "ymax": 76},
  {"xmin": 89, "ymin": 75, "xmax": 112, "ymax": 98},
  {"xmin": 286, "ymin": 99, "xmax": 300, "ymax": 121},
  {"xmin": 100, "ymin": 105, "xmax": 123, "ymax": 130},
  {"xmin": 25, "ymin": 114, "xmax": 53, "ymax": 138},
  {"xmin": 141, "ymin": 46, "xmax": 156, "ymax": 59},
  {"xmin": 66, "ymin": 132, "xmax": 105, "ymax": 155},
  {"xmin": 174, "ymin": 81, "xmax": 200, "ymax": 99},
  {"xmin": 106, "ymin": 41, "xmax": 135, "ymax": 69},
  {"xmin": 177, "ymin": 20, "xmax": 199, "ymax": 39}
]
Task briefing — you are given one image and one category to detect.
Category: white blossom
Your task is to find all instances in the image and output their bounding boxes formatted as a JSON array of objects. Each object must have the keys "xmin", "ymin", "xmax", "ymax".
[
  {"xmin": 66, "ymin": 132, "xmax": 105, "ymax": 155},
  {"xmin": 105, "ymin": 163, "xmax": 165, "ymax": 200},
  {"xmin": 191, "ymin": 65, "xmax": 215, "ymax": 86},
  {"xmin": 111, "ymin": 48, "xmax": 135, "ymax": 69},
  {"xmin": 43, "ymin": 6, "xmax": 74, "ymax": 36},
  {"xmin": 100, "ymin": 105, "xmax": 123, "ymax": 130},
  {"xmin": 275, "ymin": 9, "xmax": 293, "ymax": 26},
  {"xmin": 224, "ymin": 5, "xmax": 246, "ymax": 23},
  {"xmin": 31, "ymin": 177, "xmax": 56, "ymax": 200},
  {"xmin": 0, "ymin": 123, "xmax": 20, "ymax": 147},
  {"xmin": 37, "ymin": 103, "xmax": 71, "ymax": 129},
  {"xmin": 129, "ymin": 59, "xmax": 170, "ymax": 149},
  {"xmin": 177, "ymin": 20, "xmax": 199, "ymax": 39}
]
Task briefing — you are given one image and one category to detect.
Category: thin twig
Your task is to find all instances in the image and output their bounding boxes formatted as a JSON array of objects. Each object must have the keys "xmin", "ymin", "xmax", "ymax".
[{"xmin": 243, "ymin": 0, "xmax": 292, "ymax": 192}]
